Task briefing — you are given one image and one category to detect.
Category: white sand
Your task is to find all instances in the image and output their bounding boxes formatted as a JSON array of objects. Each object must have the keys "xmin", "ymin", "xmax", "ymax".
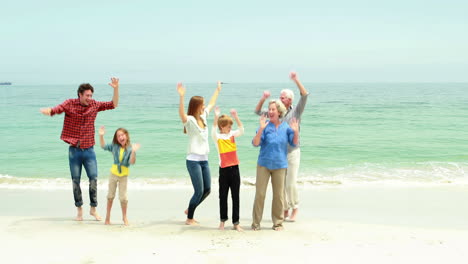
[{"xmin": 1, "ymin": 185, "xmax": 468, "ymax": 263}]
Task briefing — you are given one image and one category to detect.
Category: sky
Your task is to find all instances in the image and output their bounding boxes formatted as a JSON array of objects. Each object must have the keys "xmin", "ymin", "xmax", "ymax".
[{"xmin": 1, "ymin": 0, "xmax": 468, "ymax": 84}]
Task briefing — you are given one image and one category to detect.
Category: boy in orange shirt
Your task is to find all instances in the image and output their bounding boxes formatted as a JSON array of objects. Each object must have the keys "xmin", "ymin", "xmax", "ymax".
[{"xmin": 211, "ymin": 107, "xmax": 244, "ymax": 231}]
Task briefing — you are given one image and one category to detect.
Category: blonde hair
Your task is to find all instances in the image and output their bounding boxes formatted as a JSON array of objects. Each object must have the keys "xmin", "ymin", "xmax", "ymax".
[
  {"xmin": 217, "ymin": 115, "xmax": 233, "ymax": 131},
  {"xmin": 269, "ymin": 99, "xmax": 287, "ymax": 118}
]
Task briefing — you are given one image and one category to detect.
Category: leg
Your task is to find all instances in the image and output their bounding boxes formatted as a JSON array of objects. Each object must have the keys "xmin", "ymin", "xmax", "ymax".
[
  {"xmin": 251, "ymin": 165, "xmax": 270, "ymax": 230},
  {"xmin": 231, "ymin": 166, "xmax": 243, "ymax": 232},
  {"xmin": 69, "ymin": 147, "xmax": 83, "ymax": 220},
  {"xmin": 105, "ymin": 199, "xmax": 113, "ymax": 225},
  {"xmin": 286, "ymin": 148, "xmax": 301, "ymax": 221},
  {"xmin": 105, "ymin": 174, "xmax": 118, "ymax": 225},
  {"xmin": 230, "ymin": 165, "xmax": 241, "ymax": 226},
  {"xmin": 199, "ymin": 160, "xmax": 211, "ymax": 204},
  {"xmin": 186, "ymin": 160, "xmax": 204, "ymax": 224},
  {"xmin": 83, "ymin": 148, "xmax": 101, "ymax": 221},
  {"xmin": 121, "ymin": 201, "xmax": 128, "ymax": 226},
  {"xmin": 284, "ymin": 170, "xmax": 290, "ymax": 220},
  {"xmin": 119, "ymin": 176, "xmax": 129, "ymax": 225},
  {"xmin": 271, "ymin": 168, "xmax": 286, "ymax": 230},
  {"xmin": 219, "ymin": 167, "xmax": 229, "ymax": 228}
]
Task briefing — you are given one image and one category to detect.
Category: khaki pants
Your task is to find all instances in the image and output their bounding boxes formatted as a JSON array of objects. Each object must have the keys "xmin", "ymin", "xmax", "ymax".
[
  {"xmin": 107, "ymin": 173, "xmax": 128, "ymax": 203},
  {"xmin": 284, "ymin": 147, "xmax": 300, "ymax": 210},
  {"xmin": 252, "ymin": 165, "xmax": 286, "ymax": 229}
]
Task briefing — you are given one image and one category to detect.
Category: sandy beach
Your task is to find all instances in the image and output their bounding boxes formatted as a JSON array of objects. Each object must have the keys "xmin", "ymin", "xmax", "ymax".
[{"xmin": 1, "ymin": 185, "xmax": 468, "ymax": 264}]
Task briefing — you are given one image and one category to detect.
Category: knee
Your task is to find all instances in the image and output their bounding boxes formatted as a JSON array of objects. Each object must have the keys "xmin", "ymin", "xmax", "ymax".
[
  {"xmin": 219, "ymin": 191, "xmax": 228, "ymax": 199},
  {"xmin": 192, "ymin": 190, "xmax": 203, "ymax": 201},
  {"xmin": 119, "ymin": 193, "xmax": 128, "ymax": 203},
  {"xmin": 255, "ymin": 191, "xmax": 266, "ymax": 201},
  {"xmin": 89, "ymin": 179, "xmax": 97, "ymax": 187},
  {"xmin": 88, "ymin": 173, "xmax": 98, "ymax": 181},
  {"xmin": 72, "ymin": 178, "xmax": 80, "ymax": 185}
]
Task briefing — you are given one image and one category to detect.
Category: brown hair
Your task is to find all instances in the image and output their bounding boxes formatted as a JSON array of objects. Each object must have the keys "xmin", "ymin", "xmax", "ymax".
[
  {"xmin": 183, "ymin": 96, "xmax": 205, "ymax": 134},
  {"xmin": 112, "ymin": 128, "xmax": 131, "ymax": 148},
  {"xmin": 77, "ymin": 83, "xmax": 94, "ymax": 97},
  {"xmin": 187, "ymin": 96, "xmax": 204, "ymax": 116},
  {"xmin": 217, "ymin": 115, "xmax": 233, "ymax": 131}
]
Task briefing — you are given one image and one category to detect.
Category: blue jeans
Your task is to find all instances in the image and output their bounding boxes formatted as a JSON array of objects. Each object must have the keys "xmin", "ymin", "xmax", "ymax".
[
  {"xmin": 69, "ymin": 146, "xmax": 98, "ymax": 207},
  {"xmin": 186, "ymin": 160, "xmax": 211, "ymax": 219}
]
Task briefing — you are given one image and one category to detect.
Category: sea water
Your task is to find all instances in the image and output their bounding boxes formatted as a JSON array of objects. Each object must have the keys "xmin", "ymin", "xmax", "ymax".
[{"xmin": 1, "ymin": 82, "xmax": 468, "ymax": 189}]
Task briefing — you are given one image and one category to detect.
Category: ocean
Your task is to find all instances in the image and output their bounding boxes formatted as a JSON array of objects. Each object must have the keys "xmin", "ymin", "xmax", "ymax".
[{"xmin": 1, "ymin": 82, "xmax": 468, "ymax": 189}]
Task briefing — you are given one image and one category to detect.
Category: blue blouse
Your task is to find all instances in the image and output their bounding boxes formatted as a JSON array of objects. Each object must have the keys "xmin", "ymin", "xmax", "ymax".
[{"xmin": 254, "ymin": 121, "xmax": 296, "ymax": 170}]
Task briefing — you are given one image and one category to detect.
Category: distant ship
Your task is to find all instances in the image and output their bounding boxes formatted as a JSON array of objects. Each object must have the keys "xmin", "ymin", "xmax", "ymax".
[{"xmin": 0, "ymin": 82, "xmax": 12, "ymax": 85}]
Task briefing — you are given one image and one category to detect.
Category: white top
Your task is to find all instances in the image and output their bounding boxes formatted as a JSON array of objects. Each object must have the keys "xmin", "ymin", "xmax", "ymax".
[{"xmin": 184, "ymin": 109, "xmax": 210, "ymax": 159}]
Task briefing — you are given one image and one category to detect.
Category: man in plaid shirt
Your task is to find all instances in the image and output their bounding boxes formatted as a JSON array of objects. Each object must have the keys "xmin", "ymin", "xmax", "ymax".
[{"xmin": 40, "ymin": 77, "xmax": 120, "ymax": 221}]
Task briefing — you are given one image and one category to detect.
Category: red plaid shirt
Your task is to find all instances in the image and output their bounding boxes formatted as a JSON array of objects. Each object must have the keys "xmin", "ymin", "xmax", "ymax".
[{"xmin": 51, "ymin": 99, "xmax": 115, "ymax": 148}]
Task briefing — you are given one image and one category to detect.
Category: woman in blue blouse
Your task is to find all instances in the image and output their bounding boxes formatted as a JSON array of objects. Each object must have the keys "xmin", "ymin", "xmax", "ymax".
[{"xmin": 251, "ymin": 100, "xmax": 299, "ymax": 231}]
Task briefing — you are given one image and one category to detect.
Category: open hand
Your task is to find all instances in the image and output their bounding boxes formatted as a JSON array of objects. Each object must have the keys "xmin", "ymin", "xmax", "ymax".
[
  {"xmin": 289, "ymin": 118, "xmax": 299, "ymax": 132},
  {"xmin": 132, "ymin": 143, "xmax": 141, "ymax": 152},
  {"xmin": 214, "ymin": 106, "xmax": 221, "ymax": 116},
  {"xmin": 259, "ymin": 115, "xmax": 268, "ymax": 129},
  {"xmin": 230, "ymin": 109, "xmax": 237, "ymax": 118},
  {"xmin": 176, "ymin": 82, "xmax": 186, "ymax": 96},
  {"xmin": 108, "ymin": 77, "xmax": 119, "ymax": 89},
  {"xmin": 40, "ymin": 108, "xmax": 52, "ymax": 116},
  {"xmin": 99, "ymin": 126, "xmax": 105, "ymax": 136}
]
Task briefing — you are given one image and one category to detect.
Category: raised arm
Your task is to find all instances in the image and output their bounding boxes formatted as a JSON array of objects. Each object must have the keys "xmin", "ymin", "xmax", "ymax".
[
  {"xmin": 290, "ymin": 72, "xmax": 308, "ymax": 96},
  {"xmin": 230, "ymin": 109, "xmax": 244, "ymax": 137},
  {"xmin": 254, "ymin": 90, "xmax": 270, "ymax": 115},
  {"xmin": 177, "ymin": 82, "xmax": 187, "ymax": 123},
  {"xmin": 130, "ymin": 143, "xmax": 140, "ymax": 165},
  {"xmin": 252, "ymin": 115, "xmax": 268, "ymax": 146},
  {"xmin": 205, "ymin": 81, "xmax": 222, "ymax": 113},
  {"xmin": 108, "ymin": 77, "xmax": 120, "ymax": 107},
  {"xmin": 99, "ymin": 126, "xmax": 106, "ymax": 148},
  {"xmin": 213, "ymin": 106, "xmax": 220, "ymax": 128}
]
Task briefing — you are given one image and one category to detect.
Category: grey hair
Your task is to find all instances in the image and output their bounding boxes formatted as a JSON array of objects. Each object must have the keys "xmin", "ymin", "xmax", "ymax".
[
  {"xmin": 280, "ymin": 89, "xmax": 294, "ymax": 101},
  {"xmin": 269, "ymin": 99, "xmax": 287, "ymax": 118}
]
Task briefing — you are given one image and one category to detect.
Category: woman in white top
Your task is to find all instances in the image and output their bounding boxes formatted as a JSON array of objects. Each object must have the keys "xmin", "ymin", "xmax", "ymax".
[{"xmin": 177, "ymin": 81, "xmax": 222, "ymax": 225}]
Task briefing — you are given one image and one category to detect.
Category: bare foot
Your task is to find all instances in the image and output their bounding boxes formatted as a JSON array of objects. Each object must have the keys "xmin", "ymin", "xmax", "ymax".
[
  {"xmin": 185, "ymin": 219, "xmax": 199, "ymax": 226},
  {"xmin": 104, "ymin": 219, "xmax": 111, "ymax": 225},
  {"xmin": 218, "ymin": 222, "xmax": 225, "ymax": 230},
  {"xmin": 273, "ymin": 226, "xmax": 284, "ymax": 231},
  {"xmin": 251, "ymin": 225, "xmax": 260, "ymax": 231},
  {"xmin": 233, "ymin": 224, "xmax": 244, "ymax": 232},
  {"xmin": 284, "ymin": 210, "xmax": 290, "ymax": 219},
  {"xmin": 289, "ymin": 208, "xmax": 298, "ymax": 222},
  {"xmin": 90, "ymin": 207, "xmax": 102, "ymax": 221},
  {"xmin": 123, "ymin": 217, "xmax": 129, "ymax": 226},
  {"xmin": 75, "ymin": 207, "xmax": 83, "ymax": 221}
]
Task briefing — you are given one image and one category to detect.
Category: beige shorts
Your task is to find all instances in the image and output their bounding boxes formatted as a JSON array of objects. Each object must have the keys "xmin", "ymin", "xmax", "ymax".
[{"xmin": 107, "ymin": 173, "xmax": 128, "ymax": 203}]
